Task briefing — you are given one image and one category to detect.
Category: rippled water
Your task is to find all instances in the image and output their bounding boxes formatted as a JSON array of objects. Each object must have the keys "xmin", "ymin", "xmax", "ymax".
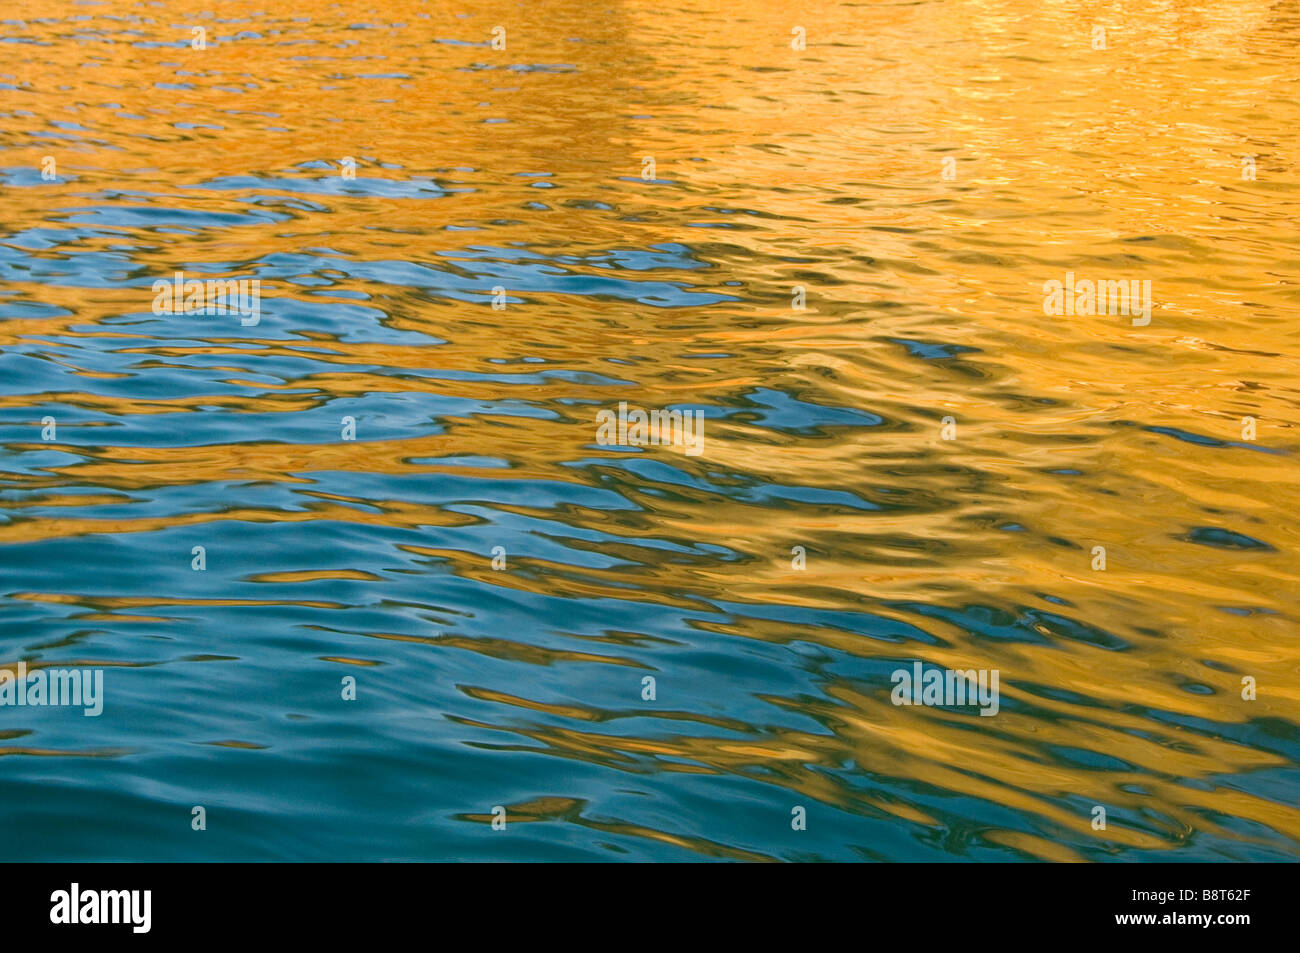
[{"xmin": 1, "ymin": 0, "xmax": 1298, "ymax": 861}]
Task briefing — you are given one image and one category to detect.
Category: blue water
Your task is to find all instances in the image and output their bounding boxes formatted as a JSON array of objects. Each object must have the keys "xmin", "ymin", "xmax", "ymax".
[{"xmin": 2, "ymin": 0, "xmax": 1299, "ymax": 862}]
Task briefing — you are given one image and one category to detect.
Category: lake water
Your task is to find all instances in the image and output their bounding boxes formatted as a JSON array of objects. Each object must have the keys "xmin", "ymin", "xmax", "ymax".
[{"xmin": 1, "ymin": 0, "xmax": 1298, "ymax": 861}]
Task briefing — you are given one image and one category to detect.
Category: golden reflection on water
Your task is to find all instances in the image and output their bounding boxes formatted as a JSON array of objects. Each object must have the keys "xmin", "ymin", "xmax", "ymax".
[{"xmin": 2, "ymin": 0, "xmax": 1299, "ymax": 859}]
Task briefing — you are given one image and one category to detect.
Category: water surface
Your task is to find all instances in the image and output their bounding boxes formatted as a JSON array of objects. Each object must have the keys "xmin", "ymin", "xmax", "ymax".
[{"xmin": 1, "ymin": 0, "xmax": 1298, "ymax": 861}]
